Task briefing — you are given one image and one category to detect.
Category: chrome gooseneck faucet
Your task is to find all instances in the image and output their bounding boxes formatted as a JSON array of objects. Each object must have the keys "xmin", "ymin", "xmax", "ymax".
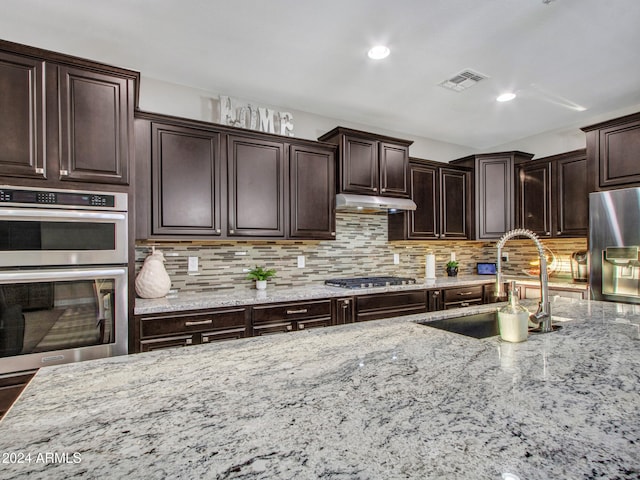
[{"xmin": 496, "ymin": 228, "xmax": 554, "ymax": 333}]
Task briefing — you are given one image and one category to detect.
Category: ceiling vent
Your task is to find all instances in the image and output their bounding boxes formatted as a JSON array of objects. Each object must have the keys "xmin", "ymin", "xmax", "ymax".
[{"xmin": 439, "ymin": 69, "xmax": 489, "ymax": 92}]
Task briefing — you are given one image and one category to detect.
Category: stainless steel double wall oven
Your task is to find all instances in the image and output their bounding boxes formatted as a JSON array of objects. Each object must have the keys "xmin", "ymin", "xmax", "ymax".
[{"xmin": 0, "ymin": 186, "xmax": 128, "ymax": 374}]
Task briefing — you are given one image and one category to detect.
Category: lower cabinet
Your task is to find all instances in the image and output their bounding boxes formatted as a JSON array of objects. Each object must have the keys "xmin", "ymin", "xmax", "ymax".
[
  {"xmin": 136, "ymin": 307, "xmax": 250, "ymax": 352},
  {"xmin": 442, "ymin": 285, "xmax": 484, "ymax": 309},
  {"xmin": 517, "ymin": 284, "xmax": 588, "ymax": 300},
  {"xmin": 134, "ymin": 283, "xmax": 499, "ymax": 352},
  {"xmin": 0, "ymin": 370, "xmax": 36, "ymax": 419},
  {"xmin": 252, "ymin": 299, "xmax": 332, "ymax": 335},
  {"xmin": 355, "ymin": 290, "xmax": 427, "ymax": 322}
]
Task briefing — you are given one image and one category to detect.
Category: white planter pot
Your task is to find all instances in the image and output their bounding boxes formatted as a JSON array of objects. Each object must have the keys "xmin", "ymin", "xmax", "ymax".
[{"xmin": 256, "ymin": 280, "xmax": 267, "ymax": 290}]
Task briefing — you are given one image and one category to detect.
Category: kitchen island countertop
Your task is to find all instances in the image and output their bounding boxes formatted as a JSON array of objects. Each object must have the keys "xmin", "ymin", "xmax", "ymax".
[{"xmin": 2, "ymin": 297, "xmax": 636, "ymax": 479}]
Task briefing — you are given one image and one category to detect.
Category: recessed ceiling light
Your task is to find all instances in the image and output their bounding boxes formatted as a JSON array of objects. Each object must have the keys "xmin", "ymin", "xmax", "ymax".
[
  {"xmin": 497, "ymin": 92, "xmax": 516, "ymax": 102},
  {"xmin": 368, "ymin": 45, "xmax": 390, "ymax": 60}
]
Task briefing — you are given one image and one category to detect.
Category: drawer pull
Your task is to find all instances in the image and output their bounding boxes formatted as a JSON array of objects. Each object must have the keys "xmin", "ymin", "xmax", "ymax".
[
  {"xmin": 286, "ymin": 325, "xmax": 293, "ymax": 331},
  {"xmin": 461, "ymin": 302, "xmax": 469, "ymax": 307},
  {"xmin": 286, "ymin": 308, "xmax": 308, "ymax": 314},
  {"xmin": 60, "ymin": 169, "xmax": 69, "ymax": 176},
  {"xmin": 184, "ymin": 319, "xmax": 213, "ymax": 326},
  {"xmin": 457, "ymin": 291, "xmax": 475, "ymax": 296},
  {"xmin": 298, "ymin": 323, "xmax": 305, "ymax": 330}
]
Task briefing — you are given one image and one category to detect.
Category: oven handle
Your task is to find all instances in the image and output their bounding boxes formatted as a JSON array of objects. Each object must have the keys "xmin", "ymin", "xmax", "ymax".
[
  {"xmin": 0, "ymin": 208, "xmax": 126, "ymax": 222},
  {"xmin": 0, "ymin": 267, "xmax": 128, "ymax": 283}
]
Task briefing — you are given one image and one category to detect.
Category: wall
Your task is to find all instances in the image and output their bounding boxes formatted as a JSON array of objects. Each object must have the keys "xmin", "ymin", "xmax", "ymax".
[
  {"xmin": 135, "ymin": 213, "xmax": 587, "ymax": 295},
  {"xmin": 138, "ymin": 76, "xmax": 475, "ymax": 162}
]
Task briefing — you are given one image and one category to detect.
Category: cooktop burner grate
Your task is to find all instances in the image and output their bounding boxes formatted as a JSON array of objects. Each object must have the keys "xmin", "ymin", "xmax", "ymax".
[{"xmin": 324, "ymin": 276, "xmax": 417, "ymax": 289}]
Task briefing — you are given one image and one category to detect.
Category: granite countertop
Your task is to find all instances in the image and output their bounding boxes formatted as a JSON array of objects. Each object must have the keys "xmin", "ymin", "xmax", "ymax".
[
  {"xmin": 135, "ymin": 274, "xmax": 587, "ymax": 316},
  {"xmin": 135, "ymin": 274, "xmax": 500, "ymax": 315},
  {"xmin": 2, "ymin": 298, "xmax": 638, "ymax": 479}
]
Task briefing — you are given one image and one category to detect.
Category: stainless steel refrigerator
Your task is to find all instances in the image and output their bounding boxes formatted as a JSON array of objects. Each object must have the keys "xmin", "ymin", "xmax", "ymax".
[{"xmin": 590, "ymin": 187, "xmax": 640, "ymax": 304}]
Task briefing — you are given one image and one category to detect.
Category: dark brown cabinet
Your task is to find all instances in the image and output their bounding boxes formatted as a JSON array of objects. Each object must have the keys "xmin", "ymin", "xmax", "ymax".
[
  {"xmin": 355, "ymin": 290, "xmax": 427, "ymax": 322},
  {"xmin": 452, "ymin": 151, "xmax": 533, "ymax": 239},
  {"xmin": 289, "ymin": 144, "xmax": 336, "ymax": 239},
  {"xmin": 318, "ymin": 127, "xmax": 412, "ymax": 198},
  {"xmin": 149, "ymin": 121, "xmax": 221, "ymax": 236},
  {"xmin": 388, "ymin": 160, "xmax": 470, "ymax": 240},
  {"xmin": 58, "ymin": 66, "xmax": 132, "ymax": 185},
  {"xmin": 227, "ymin": 135, "xmax": 286, "ymax": 237},
  {"xmin": 0, "ymin": 51, "xmax": 46, "ymax": 180},
  {"xmin": 0, "ymin": 370, "xmax": 36, "ymax": 419},
  {"xmin": 136, "ymin": 307, "xmax": 249, "ymax": 353},
  {"xmin": 252, "ymin": 300, "xmax": 332, "ymax": 335},
  {"xmin": 442, "ymin": 285, "xmax": 484, "ymax": 309},
  {"xmin": 427, "ymin": 289, "xmax": 443, "ymax": 311},
  {"xmin": 0, "ymin": 41, "xmax": 138, "ymax": 187},
  {"xmin": 516, "ymin": 149, "xmax": 588, "ymax": 238},
  {"xmin": 582, "ymin": 111, "xmax": 640, "ymax": 191},
  {"xmin": 334, "ymin": 297, "xmax": 355, "ymax": 325}
]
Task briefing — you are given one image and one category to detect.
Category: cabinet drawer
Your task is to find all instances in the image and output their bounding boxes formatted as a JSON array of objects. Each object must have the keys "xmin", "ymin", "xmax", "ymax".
[
  {"xmin": 140, "ymin": 334, "xmax": 194, "ymax": 352},
  {"xmin": 253, "ymin": 300, "xmax": 331, "ymax": 324},
  {"xmin": 201, "ymin": 328, "xmax": 247, "ymax": 343},
  {"xmin": 139, "ymin": 308, "xmax": 247, "ymax": 338},
  {"xmin": 443, "ymin": 285, "xmax": 484, "ymax": 303},
  {"xmin": 356, "ymin": 290, "xmax": 427, "ymax": 322},
  {"xmin": 253, "ymin": 321, "xmax": 295, "ymax": 336},
  {"xmin": 444, "ymin": 299, "xmax": 483, "ymax": 309}
]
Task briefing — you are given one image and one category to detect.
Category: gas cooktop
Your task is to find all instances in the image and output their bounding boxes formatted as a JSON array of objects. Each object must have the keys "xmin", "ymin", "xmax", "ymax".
[{"xmin": 324, "ymin": 276, "xmax": 417, "ymax": 289}]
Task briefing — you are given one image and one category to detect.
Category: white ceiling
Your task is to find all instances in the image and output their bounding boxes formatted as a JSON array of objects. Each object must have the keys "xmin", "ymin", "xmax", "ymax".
[{"xmin": 2, "ymin": 0, "xmax": 640, "ymax": 149}]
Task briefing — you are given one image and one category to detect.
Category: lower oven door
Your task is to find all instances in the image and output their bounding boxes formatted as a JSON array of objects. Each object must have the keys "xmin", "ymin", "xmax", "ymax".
[{"xmin": 0, "ymin": 267, "xmax": 127, "ymax": 374}]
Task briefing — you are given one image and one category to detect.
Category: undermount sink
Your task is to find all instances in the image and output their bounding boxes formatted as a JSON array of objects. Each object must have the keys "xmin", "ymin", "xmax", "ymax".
[{"xmin": 418, "ymin": 311, "xmax": 499, "ymax": 339}]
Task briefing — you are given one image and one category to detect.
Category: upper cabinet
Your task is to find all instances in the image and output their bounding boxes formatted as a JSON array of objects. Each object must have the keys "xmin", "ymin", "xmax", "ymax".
[
  {"xmin": 451, "ymin": 151, "xmax": 533, "ymax": 239},
  {"xmin": 289, "ymin": 144, "xmax": 336, "ymax": 239},
  {"xmin": 318, "ymin": 127, "xmax": 412, "ymax": 198},
  {"xmin": 388, "ymin": 160, "xmax": 470, "ymax": 241},
  {"xmin": 135, "ymin": 111, "xmax": 336, "ymax": 241},
  {"xmin": 581, "ymin": 111, "xmax": 640, "ymax": 191},
  {"xmin": 0, "ymin": 40, "xmax": 138, "ymax": 188},
  {"xmin": 0, "ymin": 51, "xmax": 46, "ymax": 179},
  {"xmin": 516, "ymin": 149, "xmax": 587, "ymax": 238},
  {"xmin": 227, "ymin": 135, "xmax": 286, "ymax": 237}
]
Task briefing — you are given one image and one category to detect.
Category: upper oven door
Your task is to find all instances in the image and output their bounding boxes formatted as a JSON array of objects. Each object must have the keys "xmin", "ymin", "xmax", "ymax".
[{"xmin": 0, "ymin": 207, "xmax": 127, "ymax": 267}]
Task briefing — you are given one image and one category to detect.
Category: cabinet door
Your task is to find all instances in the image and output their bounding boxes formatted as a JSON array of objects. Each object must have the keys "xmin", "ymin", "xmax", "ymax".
[
  {"xmin": 379, "ymin": 142, "xmax": 409, "ymax": 197},
  {"xmin": 341, "ymin": 135, "xmax": 378, "ymax": 194},
  {"xmin": 518, "ymin": 161, "xmax": 552, "ymax": 237},
  {"xmin": 58, "ymin": 66, "xmax": 132, "ymax": 185},
  {"xmin": 598, "ymin": 119, "xmax": 640, "ymax": 188},
  {"xmin": 0, "ymin": 51, "xmax": 46, "ymax": 180},
  {"xmin": 289, "ymin": 144, "xmax": 335, "ymax": 239},
  {"xmin": 151, "ymin": 123, "xmax": 221, "ymax": 236},
  {"xmin": 227, "ymin": 135, "xmax": 285, "ymax": 237},
  {"xmin": 334, "ymin": 297, "xmax": 355, "ymax": 325},
  {"xmin": 440, "ymin": 167, "xmax": 470, "ymax": 239},
  {"xmin": 408, "ymin": 163, "xmax": 439, "ymax": 239},
  {"xmin": 476, "ymin": 156, "xmax": 514, "ymax": 239},
  {"xmin": 555, "ymin": 154, "xmax": 588, "ymax": 237},
  {"xmin": 427, "ymin": 290, "xmax": 443, "ymax": 311}
]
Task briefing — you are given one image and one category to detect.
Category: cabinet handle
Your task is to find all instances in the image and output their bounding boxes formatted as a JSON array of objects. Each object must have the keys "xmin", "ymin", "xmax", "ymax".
[
  {"xmin": 202, "ymin": 336, "xmax": 209, "ymax": 343},
  {"xmin": 457, "ymin": 292, "xmax": 474, "ymax": 296},
  {"xmin": 185, "ymin": 319, "xmax": 213, "ymax": 326},
  {"xmin": 441, "ymin": 234, "xmax": 445, "ymax": 238},
  {"xmin": 432, "ymin": 291, "xmax": 440, "ymax": 297},
  {"xmin": 185, "ymin": 338, "xmax": 193, "ymax": 345},
  {"xmin": 461, "ymin": 302, "xmax": 470, "ymax": 307},
  {"xmin": 546, "ymin": 231, "xmax": 551, "ymax": 236},
  {"xmin": 343, "ymin": 300, "xmax": 350, "ymax": 305},
  {"xmin": 381, "ymin": 188, "xmax": 386, "ymax": 193},
  {"xmin": 298, "ymin": 323, "xmax": 305, "ymax": 330},
  {"xmin": 229, "ymin": 229, "xmax": 235, "ymax": 234},
  {"xmin": 286, "ymin": 325, "xmax": 293, "ymax": 331},
  {"xmin": 331, "ymin": 232, "xmax": 336, "ymax": 236},
  {"xmin": 60, "ymin": 169, "xmax": 69, "ymax": 176},
  {"xmin": 557, "ymin": 231, "xmax": 562, "ymax": 235},
  {"xmin": 35, "ymin": 167, "xmax": 44, "ymax": 174},
  {"xmin": 373, "ymin": 187, "xmax": 378, "ymax": 192},
  {"xmin": 216, "ymin": 229, "xmax": 221, "ymax": 234},
  {"xmin": 286, "ymin": 308, "xmax": 308, "ymax": 314}
]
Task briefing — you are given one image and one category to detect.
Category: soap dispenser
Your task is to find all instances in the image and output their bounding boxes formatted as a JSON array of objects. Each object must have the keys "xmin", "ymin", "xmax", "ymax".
[{"xmin": 497, "ymin": 281, "xmax": 529, "ymax": 342}]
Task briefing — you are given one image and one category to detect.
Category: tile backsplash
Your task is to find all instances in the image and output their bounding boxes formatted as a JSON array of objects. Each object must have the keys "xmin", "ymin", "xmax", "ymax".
[{"xmin": 135, "ymin": 213, "xmax": 587, "ymax": 295}]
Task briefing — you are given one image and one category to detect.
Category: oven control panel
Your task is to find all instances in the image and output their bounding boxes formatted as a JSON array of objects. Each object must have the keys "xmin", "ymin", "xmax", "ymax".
[{"xmin": 0, "ymin": 187, "xmax": 117, "ymax": 208}]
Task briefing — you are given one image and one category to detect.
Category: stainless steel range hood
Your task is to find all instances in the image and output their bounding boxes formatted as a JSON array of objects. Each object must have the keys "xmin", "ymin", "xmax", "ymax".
[{"xmin": 335, "ymin": 193, "xmax": 417, "ymax": 213}]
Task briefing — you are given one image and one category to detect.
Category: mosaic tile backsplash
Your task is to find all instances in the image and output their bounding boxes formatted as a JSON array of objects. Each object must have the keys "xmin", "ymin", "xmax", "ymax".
[{"xmin": 135, "ymin": 213, "xmax": 587, "ymax": 295}]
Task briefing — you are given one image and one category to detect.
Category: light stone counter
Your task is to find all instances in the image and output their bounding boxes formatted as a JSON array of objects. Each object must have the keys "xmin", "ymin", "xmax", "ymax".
[
  {"xmin": 135, "ymin": 275, "xmax": 497, "ymax": 315},
  {"xmin": 1, "ymin": 298, "xmax": 638, "ymax": 479}
]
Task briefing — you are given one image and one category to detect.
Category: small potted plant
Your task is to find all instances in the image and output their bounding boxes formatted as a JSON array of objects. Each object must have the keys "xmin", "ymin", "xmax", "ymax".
[
  {"xmin": 246, "ymin": 265, "xmax": 276, "ymax": 290},
  {"xmin": 445, "ymin": 260, "xmax": 459, "ymax": 277}
]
